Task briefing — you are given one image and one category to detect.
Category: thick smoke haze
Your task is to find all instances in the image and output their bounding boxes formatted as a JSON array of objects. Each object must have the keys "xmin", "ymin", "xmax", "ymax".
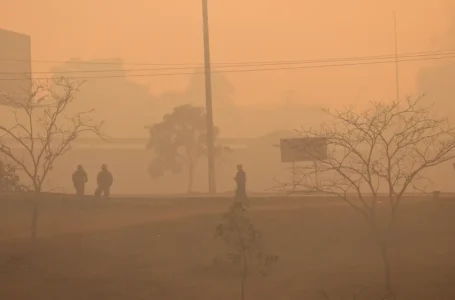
[
  {"xmin": 1, "ymin": 0, "xmax": 455, "ymax": 193},
  {"xmin": 2, "ymin": 2, "xmax": 455, "ymax": 300},
  {"xmin": 416, "ymin": 0, "xmax": 455, "ymax": 118},
  {"xmin": 1, "ymin": 0, "xmax": 452, "ymax": 138}
]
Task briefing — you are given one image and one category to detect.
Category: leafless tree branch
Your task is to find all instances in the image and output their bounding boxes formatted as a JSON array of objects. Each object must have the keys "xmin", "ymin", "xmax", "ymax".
[
  {"xmin": 277, "ymin": 96, "xmax": 455, "ymax": 215},
  {"xmin": 0, "ymin": 77, "xmax": 104, "ymax": 192},
  {"xmin": 274, "ymin": 96, "xmax": 455, "ymax": 296}
]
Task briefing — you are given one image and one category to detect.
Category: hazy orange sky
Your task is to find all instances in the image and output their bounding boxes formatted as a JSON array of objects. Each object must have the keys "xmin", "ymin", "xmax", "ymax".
[{"xmin": 1, "ymin": 0, "xmax": 453, "ymax": 108}]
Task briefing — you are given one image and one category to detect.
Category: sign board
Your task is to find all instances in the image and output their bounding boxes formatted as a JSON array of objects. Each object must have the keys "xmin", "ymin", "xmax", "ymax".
[
  {"xmin": 0, "ymin": 29, "xmax": 31, "ymax": 106},
  {"xmin": 280, "ymin": 137, "xmax": 328, "ymax": 162}
]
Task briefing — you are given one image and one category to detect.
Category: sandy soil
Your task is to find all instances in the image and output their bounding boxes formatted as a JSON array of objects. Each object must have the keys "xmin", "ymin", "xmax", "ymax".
[{"xmin": 0, "ymin": 196, "xmax": 454, "ymax": 300}]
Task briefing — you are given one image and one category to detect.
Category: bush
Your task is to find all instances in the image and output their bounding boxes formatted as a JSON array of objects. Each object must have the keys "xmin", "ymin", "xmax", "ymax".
[{"xmin": 0, "ymin": 161, "xmax": 28, "ymax": 192}]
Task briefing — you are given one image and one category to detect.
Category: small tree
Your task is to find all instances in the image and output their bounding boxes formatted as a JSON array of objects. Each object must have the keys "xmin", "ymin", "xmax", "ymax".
[
  {"xmin": 0, "ymin": 161, "xmax": 27, "ymax": 192},
  {"xmin": 215, "ymin": 201, "xmax": 278, "ymax": 300},
  {"xmin": 0, "ymin": 77, "xmax": 103, "ymax": 238},
  {"xmin": 147, "ymin": 104, "xmax": 229, "ymax": 193},
  {"xmin": 277, "ymin": 97, "xmax": 455, "ymax": 297}
]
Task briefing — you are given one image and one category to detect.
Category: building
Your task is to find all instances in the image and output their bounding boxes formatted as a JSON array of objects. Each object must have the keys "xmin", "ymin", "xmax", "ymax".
[{"xmin": 0, "ymin": 28, "xmax": 31, "ymax": 106}]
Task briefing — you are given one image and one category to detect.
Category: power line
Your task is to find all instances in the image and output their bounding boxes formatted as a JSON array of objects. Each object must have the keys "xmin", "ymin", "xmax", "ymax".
[
  {"xmin": 0, "ymin": 58, "xmax": 200, "ymax": 67},
  {"xmin": 1, "ymin": 48, "xmax": 455, "ymax": 68},
  {"xmin": 1, "ymin": 50, "xmax": 455, "ymax": 75},
  {"xmin": 1, "ymin": 53, "xmax": 454, "ymax": 81}
]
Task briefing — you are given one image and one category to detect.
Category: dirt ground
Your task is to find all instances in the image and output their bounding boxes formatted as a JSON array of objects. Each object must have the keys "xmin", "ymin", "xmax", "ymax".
[{"xmin": 0, "ymin": 196, "xmax": 454, "ymax": 300}]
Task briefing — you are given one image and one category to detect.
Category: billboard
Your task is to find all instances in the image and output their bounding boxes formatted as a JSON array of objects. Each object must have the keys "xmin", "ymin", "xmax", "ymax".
[
  {"xmin": 280, "ymin": 137, "xmax": 328, "ymax": 162},
  {"xmin": 0, "ymin": 29, "xmax": 31, "ymax": 106}
]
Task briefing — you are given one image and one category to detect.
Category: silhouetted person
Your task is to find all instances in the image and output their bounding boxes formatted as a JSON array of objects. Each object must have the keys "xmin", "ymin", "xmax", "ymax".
[
  {"xmin": 234, "ymin": 164, "xmax": 247, "ymax": 199},
  {"xmin": 72, "ymin": 165, "xmax": 88, "ymax": 196},
  {"xmin": 94, "ymin": 164, "xmax": 113, "ymax": 198}
]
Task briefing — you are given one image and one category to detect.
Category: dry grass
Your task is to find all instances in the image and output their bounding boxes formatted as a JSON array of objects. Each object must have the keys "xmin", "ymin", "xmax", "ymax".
[{"xmin": 0, "ymin": 196, "xmax": 454, "ymax": 300}]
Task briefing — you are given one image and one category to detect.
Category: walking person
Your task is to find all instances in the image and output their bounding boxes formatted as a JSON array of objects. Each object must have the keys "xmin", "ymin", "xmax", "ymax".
[
  {"xmin": 72, "ymin": 165, "xmax": 88, "ymax": 196},
  {"xmin": 94, "ymin": 164, "xmax": 113, "ymax": 198},
  {"xmin": 234, "ymin": 164, "xmax": 247, "ymax": 200}
]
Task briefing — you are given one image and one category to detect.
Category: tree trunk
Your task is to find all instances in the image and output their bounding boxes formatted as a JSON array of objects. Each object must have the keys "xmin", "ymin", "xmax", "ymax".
[
  {"xmin": 378, "ymin": 241, "xmax": 393, "ymax": 297},
  {"xmin": 187, "ymin": 163, "xmax": 194, "ymax": 194},
  {"xmin": 31, "ymin": 194, "xmax": 39, "ymax": 239},
  {"xmin": 369, "ymin": 219, "xmax": 393, "ymax": 298},
  {"xmin": 31, "ymin": 186, "xmax": 41, "ymax": 240},
  {"xmin": 241, "ymin": 251, "xmax": 247, "ymax": 300}
]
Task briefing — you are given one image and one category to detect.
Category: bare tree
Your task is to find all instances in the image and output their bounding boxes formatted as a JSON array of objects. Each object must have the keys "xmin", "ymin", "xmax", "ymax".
[
  {"xmin": 277, "ymin": 97, "xmax": 455, "ymax": 297},
  {"xmin": 0, "ymin": 77, "xmax": 104, "ymax": 238}
]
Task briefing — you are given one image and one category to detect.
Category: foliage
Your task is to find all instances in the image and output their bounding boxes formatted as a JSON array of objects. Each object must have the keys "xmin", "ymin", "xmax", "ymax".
[
  {"xmin": 277, "ymin": 96, "xmax": 455, "ymax": 296},
  {"xmin": 215, "ymin": 201, "xmax": 278, "ymax": 300},
  {"xmin": 147, "ymin": 104, "xmax": 230, "ymax": 192},
  {"xmin": 0, "ymin": 161, "xmax": 28, "ymax": 192}
]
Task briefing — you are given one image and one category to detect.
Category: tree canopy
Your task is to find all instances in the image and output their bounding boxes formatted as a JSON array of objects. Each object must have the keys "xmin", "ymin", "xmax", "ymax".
[{"xmin": 147, "ymin": 104, "xmax": 229, "ymax": 192}]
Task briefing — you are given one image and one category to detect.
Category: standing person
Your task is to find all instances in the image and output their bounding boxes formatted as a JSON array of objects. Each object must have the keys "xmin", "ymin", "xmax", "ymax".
[
  {"xmin": 72, "ymin": 165, "xmax": 88, "ymax": 196},
  {"xmin": 94, "ymin": 164, "xmax": 113, "ymax": 198},
  {"xmin": 234, "ymin": 164, "xmax": 247, "ymax": 199}
]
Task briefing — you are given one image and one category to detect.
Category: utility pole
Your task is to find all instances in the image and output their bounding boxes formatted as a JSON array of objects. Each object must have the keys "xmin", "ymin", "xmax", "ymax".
[
  {"xmin": 393, "ymin": 12, "xmax": 400, "ymax": 101},
  {"xmin": 201, "ymin": 0, "xmax": 216, "ymax": 193}
]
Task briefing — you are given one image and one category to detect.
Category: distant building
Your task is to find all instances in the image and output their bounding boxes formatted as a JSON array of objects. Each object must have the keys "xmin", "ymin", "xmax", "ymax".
[{"xmin": 0, "ymin": 28, "xmax": 31, "ymax": 106}]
